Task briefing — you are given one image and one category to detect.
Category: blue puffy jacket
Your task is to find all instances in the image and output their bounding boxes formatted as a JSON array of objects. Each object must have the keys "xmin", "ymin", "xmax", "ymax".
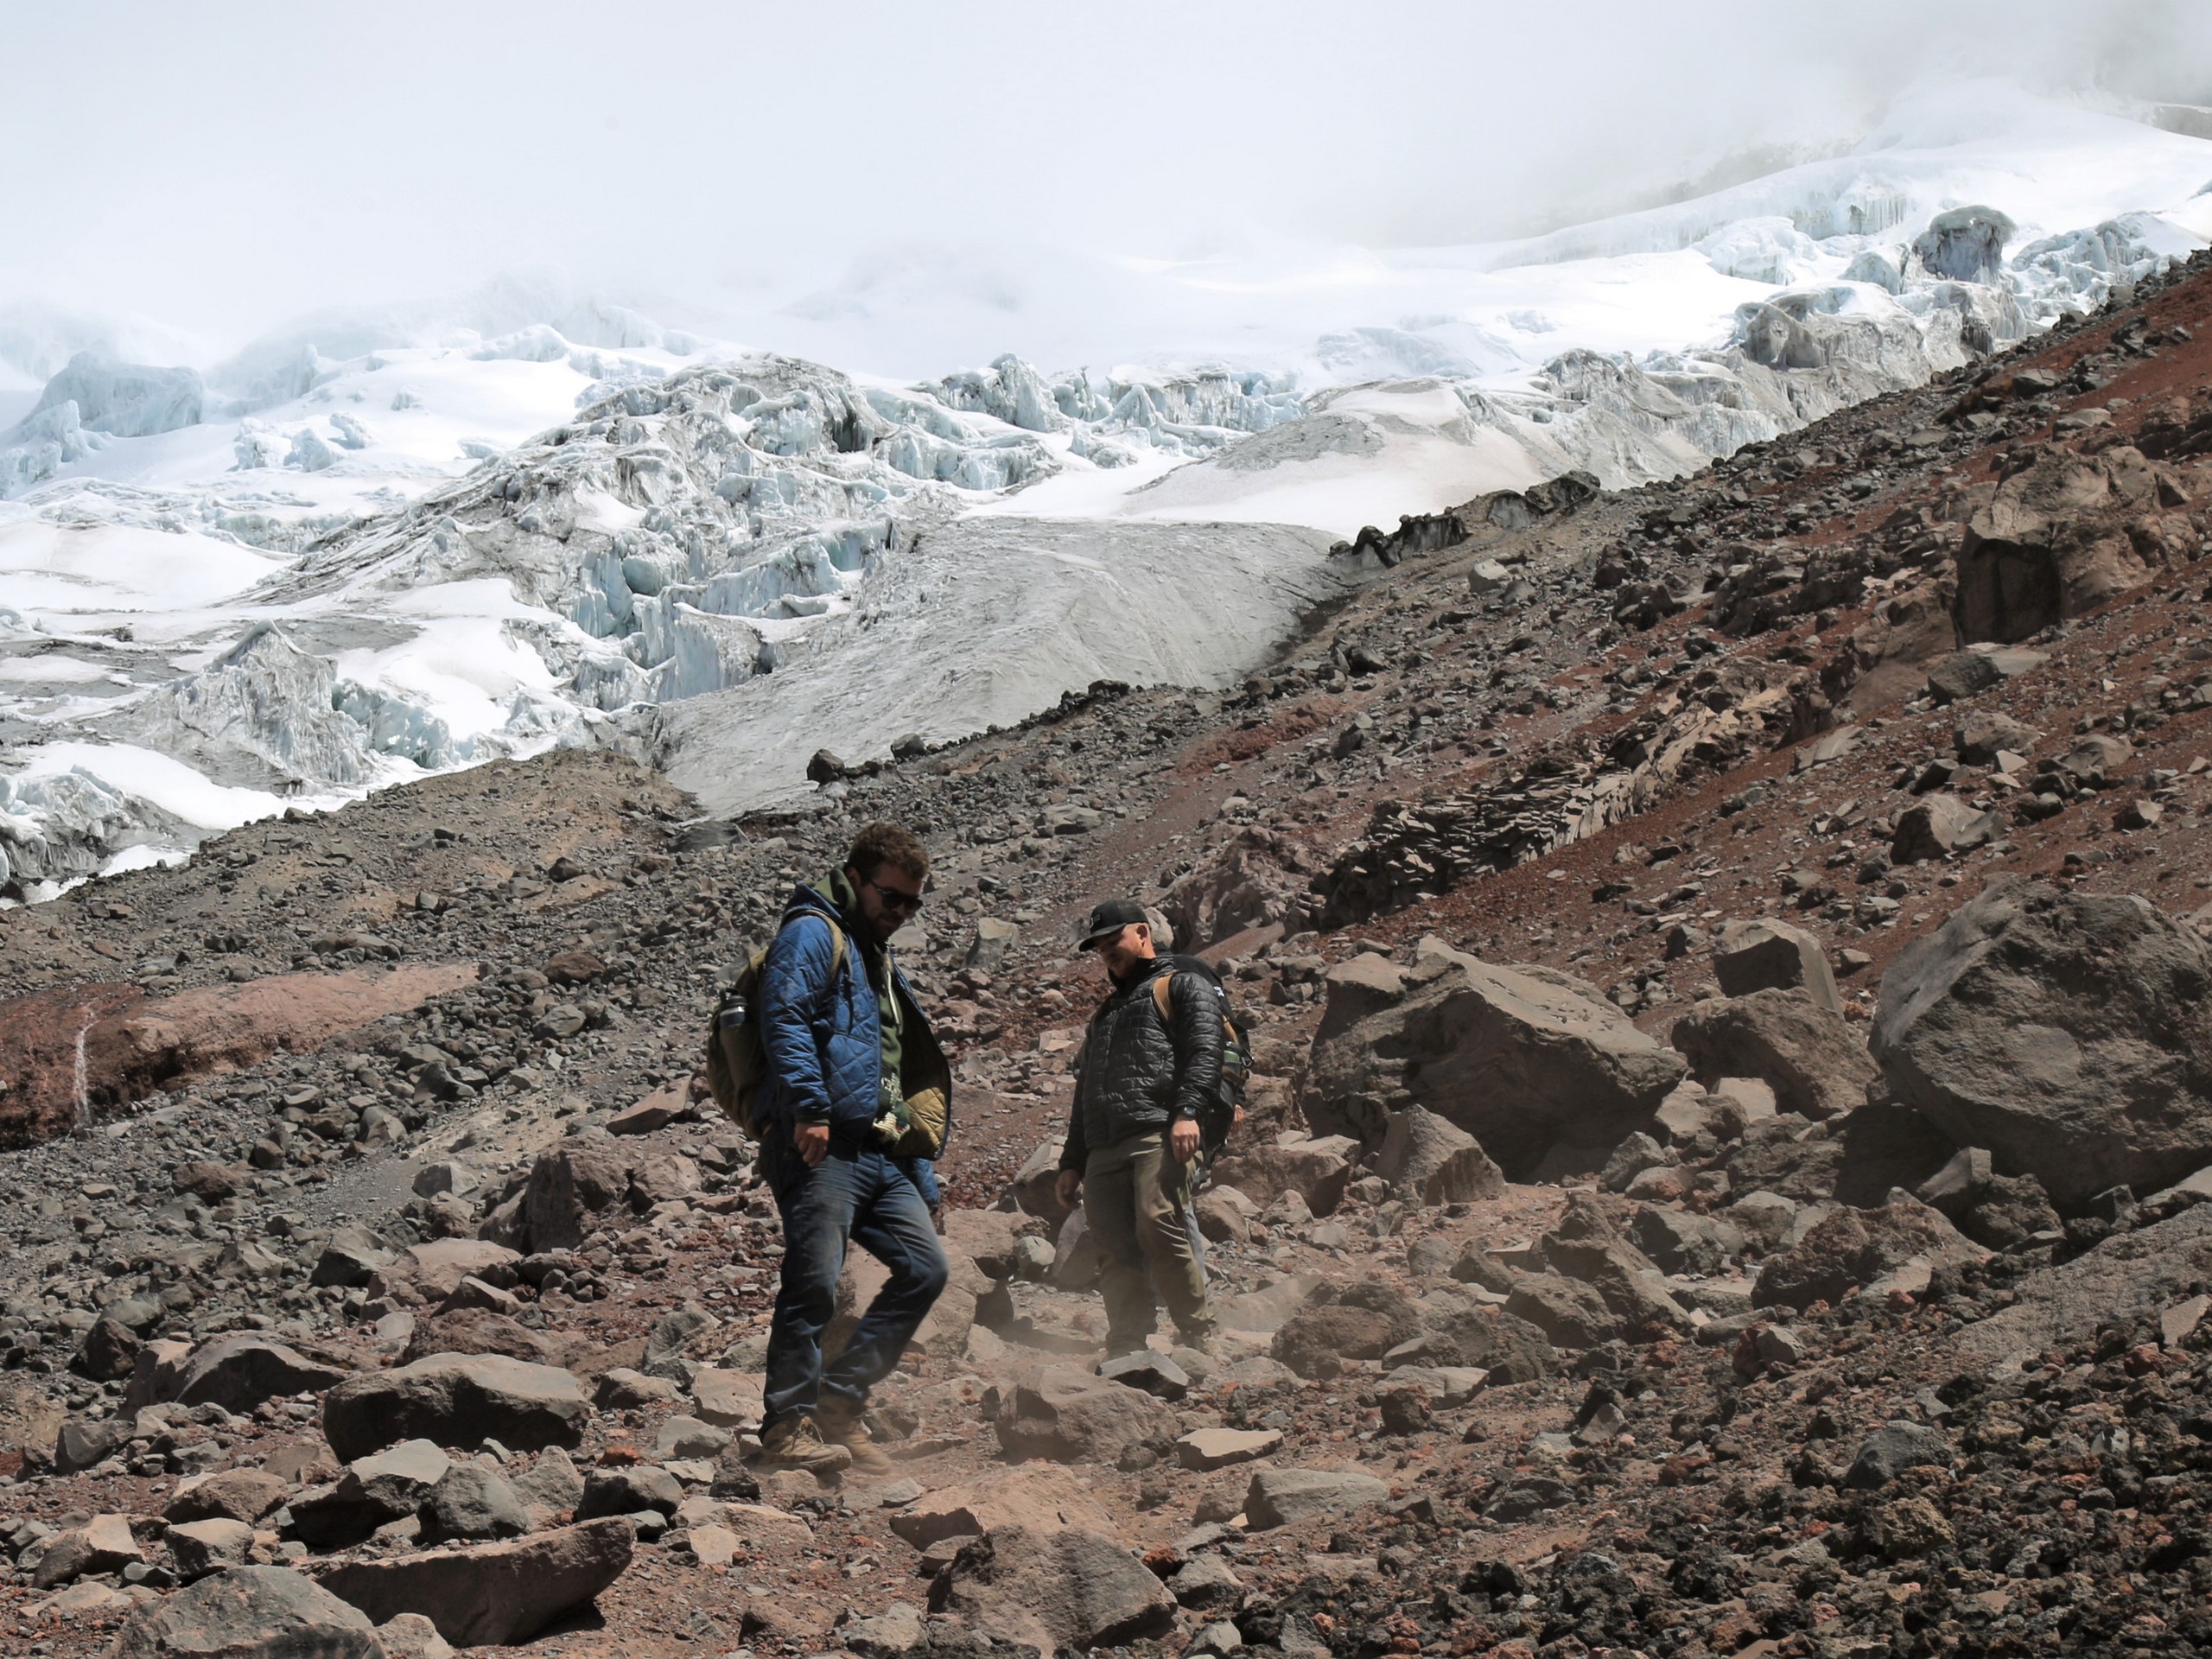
[{"xmin": 755, "ymin": 880, "xmax": 948, "ymax": 1203}]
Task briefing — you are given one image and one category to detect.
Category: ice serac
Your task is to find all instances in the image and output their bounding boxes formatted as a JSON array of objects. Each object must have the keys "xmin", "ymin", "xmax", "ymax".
[{"xmin": 22, "ymin": 352, "xmax": 205, "ymax": 439}]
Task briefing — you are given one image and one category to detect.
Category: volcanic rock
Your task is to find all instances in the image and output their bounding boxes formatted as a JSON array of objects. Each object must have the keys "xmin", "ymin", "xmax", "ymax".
[{"xmin": 1872, "ymin": 881, "xmax": 2212, "ymax": 1206}]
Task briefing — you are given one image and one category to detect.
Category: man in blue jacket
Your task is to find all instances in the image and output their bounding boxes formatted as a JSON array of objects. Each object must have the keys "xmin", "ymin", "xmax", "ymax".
[{"xmin": 753, "ymin": 822, "xmax": 951, "ymax": 1475}]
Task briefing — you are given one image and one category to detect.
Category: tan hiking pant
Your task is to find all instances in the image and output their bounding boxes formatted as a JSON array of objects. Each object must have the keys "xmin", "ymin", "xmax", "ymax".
[{"xmin": 1083, "ymin": 1130, "xmax": 1213, "ymax": 1351}]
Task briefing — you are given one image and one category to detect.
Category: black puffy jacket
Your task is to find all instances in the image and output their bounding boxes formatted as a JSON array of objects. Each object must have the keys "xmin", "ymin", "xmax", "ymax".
[{"xmin": 1059, "ymin": 954, "xmax": 1226, "ymax": 1171}]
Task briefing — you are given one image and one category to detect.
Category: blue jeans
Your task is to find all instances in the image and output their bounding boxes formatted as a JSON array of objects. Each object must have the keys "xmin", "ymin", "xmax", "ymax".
[{"xmin": 761, "ymin": 1136, "xmax": 950, "ymax": 1430}]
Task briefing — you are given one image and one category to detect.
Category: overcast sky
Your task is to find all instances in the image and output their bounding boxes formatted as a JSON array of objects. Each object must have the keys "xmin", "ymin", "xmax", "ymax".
[{"xmin": 3, "ymin": 0, "xmax": 2210, "ymax": 361}]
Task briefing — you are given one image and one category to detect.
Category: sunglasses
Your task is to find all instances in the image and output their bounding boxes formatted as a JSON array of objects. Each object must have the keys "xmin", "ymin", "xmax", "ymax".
[{"xmin": 864, "ymin": 878, "xmax": 925, "ymax": 914}]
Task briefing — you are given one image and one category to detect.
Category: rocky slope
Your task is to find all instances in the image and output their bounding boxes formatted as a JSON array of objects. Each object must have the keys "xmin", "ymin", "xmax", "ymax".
[{"xmin": 6, "ymin": 258, "xmax": 2212, "ymax": 1657}]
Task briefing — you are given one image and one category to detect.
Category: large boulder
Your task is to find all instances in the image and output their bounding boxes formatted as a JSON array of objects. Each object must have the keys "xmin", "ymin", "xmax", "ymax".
[
  {"xmin": 1272, "ymin": 1283, "xmax": 1421, "ymax": 1378},
  {"xmin": 1951, "ymin": 1203, "xmax": 2212, "ymax": 1363},
  {"xmin": 167, "ymin": 1468, "xmax": 290, "ymax": 1526},
  {"xmin": 515, "ymin": 1136, "xmax": 636, "ymax": 1251},
  {"xmin": 111, "ymin": 1566, "xmax": 383, "ymax": 1659},
  {"xmin": 1207, "ymin": 1133, "xmax": 1359, "ymax": 1216},
  {"xmin": 1538, "ymin": 1195, "xmax": 1689, "ymax": 1332},
  {"xmin": 1712, "ymin": 919, "xmax": 1841, "ymax": 1014},
  {"xmin": 1669, "ymin": 989, "xmax": 1878, "ymax": 1121},
  {"xmin": 315, "ymin": 1518, "xmax": 632, "ymax": 1649},
  {"xmin": 321, "ymin": 1354, "xmax": 588, "ymax": 1463},
  {"xmin": 1375, "ymin": 1103, "xmax": 1504, "ymax": 1205},
  {"xmin": 1872, "ymin": 881, "xmax": 2212, "ymax": 1208},
  {"xmin": 992, "ymin": 1365, "xmax": 1179, "ymax": 1465},
  {"xmin": 930, "ymin": 1524, "xmax": 1176, "ymax": 1653},
  {"xmin": 370, "ymin": 1240, "xmax": 522, "ymax": 1305},
  {"xmin": 886, "ymin": 1464, "xmax": 1116, "ymax": 1549},
  {"xmin": 1008, "ymin": 1138, "xmax": 1074, "ymax": 1224},
  {"xmin": 1243, "ymin": 1467, "xmax": 1390, "ymax": 1530},
  {"xmin": 1891, "ymin": 794, "xmax": 2000, "ymax": 863},
  {"xmin": 1953, "ymin": 446, "xmax": 2188, "ymax": 645},
  {"xmin": 1412, "ymin": 1294, "xmax": 1557, "ymax": 1382},
  {"xmin": 941, "ymin": 1209, "xmax": 1046, "ymax": 1281},
  {"xmin": 292, "ymin": 1440, "xmax": 450, "ymax": 1548},
  {"xmin": 1306, "ymin": 943, "xmax": 1686, "ymax": 1179},
  {"xmin": 166, "ymin": 1335, "xmax": 351, "ymax": 1414},
  {"xmin": 0, "ymin": 1376, "xmax": 66, "ymax": 1469},
  {"xmin": 398, "ymin": 1308, "xmax": 556, "ymax": 1366},
  {"xmin": 1753, "ymin": 1203, "xmax": 1980, "ymax": 1311}
]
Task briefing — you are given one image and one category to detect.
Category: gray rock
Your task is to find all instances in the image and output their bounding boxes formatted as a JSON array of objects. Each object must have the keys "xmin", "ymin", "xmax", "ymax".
[
  {"xmin": 931, "ymin": 1524, "xmax": 1175, "ymax": 1653},
  {"xmin": 166, "ymin": 1467, "xmax": 289, "ymax": 1525},
  {"xmin": 374, "ymin": 1611, "xmax": 455, "ymax": 1659},
  {"xmin": 422, "ymin": 1463, "xmax": 530, "ymax": 1542},
  {"xmin": 293, "ymin": 1440, "xmax": 451, "ymax": 1548},
  {"xmin": 1599, "ymin": 1132, "xmax": 1670, "ymax": 1194},
  {"xmin": 1375, "ymin": 1103, "xmax": 1504, "ymax": 1205},
  {"xmin": 1048, "ymin": 1208, "xmax": 1100, "ymax": 1291},
  {"xmin": 1503, "ymin": 1273, "xmax": 1619, "ymax": 1349},
  {"xmin": 110, "ymin": 1566, "xmax": 382, "ymax": 1659},
  {"xmin": 576, "ymin": 1465, "xmax": 682, "ymax": 1519},
  {"xmin": 1671, "ymin": 989, "xmax": 1880, "ymax": 1121},
  {"xmin": 1540, "ymin": 1194, "xmax": 1690, "ymax": 1332},
  {"xmin": 510, "ymin": 1446, "xmax": 584, "ymax": 1513},
  {"xmin": 164, "ymin": 1517, "xmax": 254, "ymax": 1580},
  {"xmin": 994, "ymin": 1365, "xmax": 1179, "ymax": 1464},
  {"xmin": 1961, "ymin": 1173, "xmax": 2063, "ymax": 1250},
  {"xmin": 1844, "ymin": 1421, "xmax": 1954, "ymax": 1489},
  {"xmin": 321, "ymin": 1354, "xmax": 588, "ymax": 1463},
  {"xmin": 1873, "ymin": 881, "xmax": 2212, "ymax": 1207},
  {"xmin": 1175, "ymin": 1427, "xmax": 1283, "ymax": 1471},
  {"xmin": 653, "ymin": 1414, "xmax": 732, "ymax": 1460},
  {"xmin": 1096, "ymin": 1351, "xmax": 1190, "ymax": 1402},
  {"xmin": 313, "ymin": 1230, "xmax": 397, "ymax": 1289},
  {"xmin": 79, "ymin": 1315, "xmax": 144, "ymax": 1382},
  {"xmin": 1891, "ymin": 793, "xmax": 2000, "ymax": 862},
  {"xmin": 1272, "ymin": 1283, "xmax": 1421, "ymax": 1378},
  {"xmin": 1713, "ymin": 918, "xmax": 1842, "ymax": 1015},
  {"xmin": 1956, "ymin": 710, "xmax": 2041, "ymax": 766},
  {"xmin": 1305, "ymin": 945, "xmax": 1686, "ymax": 1179},
  {"xmin": 1629, "ymin": 1205, "xmax": 1744, "ymax": 1275},
  {"xmin": 1754, "ymin": 1204, "xmax": 1979, "ymax": 1311},
  {"xmin": 315, "ymin": 1518, "xmax": 633, "ymax": 1649},
  {"xmin": 33, "ymin": 1512, "xmax": 143, "ymax": 1586},
  {"xmin": 1924, "ymin": 645, "xmax": 2045, "ymax": 704},
  {"xmin": 1168, "ymin": 1553, "xmax": 1244, "ymax": 1611},
  {"xmin": 54, "ymin": 1415, "xmax": 125, "ymax": 1473},
  {"xmin": 1208, "ymin": 1135, "xmax": 1358, "ymax": 1216},
  {"xmin": 848, "ymin": 1600, "xmax": 928, "ymax": 1657},
  {"xmin": 168, "ymin": 1334, "xmax": 351, "ymax": 1414},
  {"xmin": 1243, "ymin": 1467, "xmax": 1391, "ymax": 1530},
  {"xmin": 1914, "ymin": 1147, "xmax": 1994, "ymax": 1217}
]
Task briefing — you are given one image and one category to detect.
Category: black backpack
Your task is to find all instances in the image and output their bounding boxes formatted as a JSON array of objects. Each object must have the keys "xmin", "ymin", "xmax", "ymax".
[{"xmin": 1146, "ymin": 954, "xmax": 1254, "ymax": 1154}]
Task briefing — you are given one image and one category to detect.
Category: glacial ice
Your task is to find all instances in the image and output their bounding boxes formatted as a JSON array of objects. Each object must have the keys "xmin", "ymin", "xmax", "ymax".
[
  {"xmin": 8, "ymin": 86, "xmax": 2212, "ymax": 892},
  {"xmin": 22, "ymin": 353, "xmax": 205, "ymax": 439}
]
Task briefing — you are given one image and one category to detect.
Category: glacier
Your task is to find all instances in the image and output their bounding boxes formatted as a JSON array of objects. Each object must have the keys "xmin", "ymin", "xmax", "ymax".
[{"xmin": 5, "ymin": 84, "xmax": 2212, "ymax": 898}]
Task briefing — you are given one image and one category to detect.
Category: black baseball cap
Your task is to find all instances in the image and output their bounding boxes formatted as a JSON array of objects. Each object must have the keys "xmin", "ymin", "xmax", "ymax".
[{"xmin": 1077, "ymin": 899, "xmax": 1150, "ymax": 950}]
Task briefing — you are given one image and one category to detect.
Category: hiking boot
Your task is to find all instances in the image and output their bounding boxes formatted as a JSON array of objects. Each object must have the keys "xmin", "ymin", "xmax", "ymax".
[
  {"xmin": 813, "ymin": 1396, "xmax": 894, "ymax": 1477},
  {"xmin": 753, "ymin": 1415, "xmax": 852, "ymax": 1475}
]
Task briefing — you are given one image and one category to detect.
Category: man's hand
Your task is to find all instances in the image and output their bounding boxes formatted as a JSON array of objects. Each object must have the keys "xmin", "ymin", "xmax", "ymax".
[
  {"xmin": 1054, "ymin": 1169, "xmax": 1083, "ymax": 1211},
  {"xmin": 1169, "ymin": 1117, "xmax": 1201, "ymax": 1164},
  {"xmin": 794, "ymin": 1121, "xmax": 830, "ymax": 1167}
]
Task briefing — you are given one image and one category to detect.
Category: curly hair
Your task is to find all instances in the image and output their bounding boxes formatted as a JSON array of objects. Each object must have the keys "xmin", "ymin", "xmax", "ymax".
[{"xmin": 846, "ymin": 821, "xmax": 931, "ymax": 884}]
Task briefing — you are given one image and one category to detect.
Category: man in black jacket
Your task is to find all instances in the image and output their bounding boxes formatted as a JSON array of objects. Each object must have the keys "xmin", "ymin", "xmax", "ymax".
[{"xmin": 1053, "ymin": 899, "xmax": 1221, "ymax": 1357}]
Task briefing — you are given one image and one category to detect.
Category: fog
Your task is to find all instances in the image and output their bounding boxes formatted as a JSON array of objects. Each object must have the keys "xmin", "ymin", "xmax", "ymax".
[{"xmin": 3, "ymin": 0, "xmax": 2211, "ymax": 372}]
